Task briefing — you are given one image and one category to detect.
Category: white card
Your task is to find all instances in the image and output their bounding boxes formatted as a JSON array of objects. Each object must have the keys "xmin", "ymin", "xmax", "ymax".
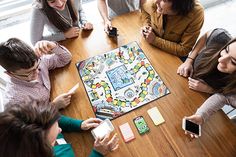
[
  {"xmin": 147, "ymin": 107, "xmax": 165, "ymax": 126},
  {"xmin": 56, "ymin": 138, "xmax": 67, "ymax": 145},
  {"xmin": 119, "ymin": 122, "xmax": 135, "ymax": 142},
  {"xmin": 68, "ymin": 83, "xmax": 79, "ymax": 94}
]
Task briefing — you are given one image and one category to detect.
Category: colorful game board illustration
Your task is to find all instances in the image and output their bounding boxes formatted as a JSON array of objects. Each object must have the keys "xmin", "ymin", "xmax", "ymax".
[{"xmin": 76, "ymin": 41, "xmax": 170, "ymax": 120}]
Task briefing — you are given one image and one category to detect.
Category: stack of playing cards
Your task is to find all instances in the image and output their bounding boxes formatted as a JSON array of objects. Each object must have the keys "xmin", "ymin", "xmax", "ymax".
[{"xmin": 119, "ymin": 122, "xmax": 135, "ymax": 142}]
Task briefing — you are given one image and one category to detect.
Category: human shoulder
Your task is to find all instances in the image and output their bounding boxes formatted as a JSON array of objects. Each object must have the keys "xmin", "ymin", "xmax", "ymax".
[
  {"xmin": 31, "ymin": 2, "xmax": 45, "ymax": 17},
  {"xmin": 190, "ymin": 1, "xmax": 204, "ymax": 16},
  {"xmin": 142, "ymin": 0, "xmax": 156, "ymax": 13}
]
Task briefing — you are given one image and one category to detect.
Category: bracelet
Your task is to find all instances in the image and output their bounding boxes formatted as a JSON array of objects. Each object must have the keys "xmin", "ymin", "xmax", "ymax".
[{"xmin": 187, "ymin": 56, "xmax": 194, "ymax": 60}]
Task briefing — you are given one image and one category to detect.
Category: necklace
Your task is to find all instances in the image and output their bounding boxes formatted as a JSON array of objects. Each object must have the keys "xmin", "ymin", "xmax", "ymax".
[{"xmin": 56, "ymin": 4, "xmax": 73, "ymax": 27}]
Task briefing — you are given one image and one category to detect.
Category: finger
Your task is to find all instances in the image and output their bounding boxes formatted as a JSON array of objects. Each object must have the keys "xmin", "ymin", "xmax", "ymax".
[
  {"xmin": 107, "ymin": 134, "xmax": 118, "ymax": 146},
  {"xmin": 101, "ymin": 133, "xmax": 110, "ymax": 144},
  {"xmin": 63, "ymin": 93, "xmax": 73, "ymax": 97},
  {"xmin": 183, "ymin": 69, "xmax": 189, "ymax": 77},
  {"xmin": 111, "ymin": 144, "xmax": 119, "ymax": 151},
  {"xmin": 107, "ymin": 136, "xmax": 119, "ymax": 151},
  {"xmin": 177, "ymin": 67, "xmax": 180, "ymax": 74},
  {"xmin": 190, "ymin": 70, "xmax": 194, "ymax": 77},
  {"xmin": 94, "ymin": 137, "xmax": 100, "ymax": 145},
  {"xmin": 43, "ymin": 41, "xmax": 51, "ymax": 52},
  {"xmin": 188, "ymin": 77, "xmax": 197, "ymax": 83},
  {"xmin": 190, "ymin": 134, "xmax": 194, "ymax": 138},
  {"xmin": 85, "ymin": 123, "xmax": 100, "ymax": 129},
  {"xmin": 86, "ymin": 118, "xmax": 103, "ymax": 124}
]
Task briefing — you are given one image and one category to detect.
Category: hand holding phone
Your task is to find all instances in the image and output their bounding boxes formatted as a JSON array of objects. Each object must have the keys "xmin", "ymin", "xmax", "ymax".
[
  {"xmin": 133, "ymin": 116, "xmax": 150, "ymax": 135},
  {"xmin": 182, "ymin": 118, "xmax": 201, "ymax": 137},
  {"xmin": 108, "ymin": 27, "xmax": 117, "ymax": 37},
  {"xmin": 91, "ymin": 119, "xmax": 114, "ymax": 139}
]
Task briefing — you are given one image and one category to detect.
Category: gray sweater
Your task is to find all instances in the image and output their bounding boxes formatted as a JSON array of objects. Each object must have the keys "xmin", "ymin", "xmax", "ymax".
[
  {"xmin": 196, "ymin": 93, "xmax": 236, "ymax": 122},
  {"xmin": 107, "ymin": 0, "xmax": 140, "ymax": 18},
  {"xmin": 30, "ymin": 0, "xmax": 87, "ymax": 45}
]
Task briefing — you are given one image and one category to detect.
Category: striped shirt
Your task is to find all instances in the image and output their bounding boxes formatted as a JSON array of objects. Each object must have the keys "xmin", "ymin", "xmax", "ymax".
[{"xmin": 3, "ymin": 45, "xmax": 72, "ymax": 107}]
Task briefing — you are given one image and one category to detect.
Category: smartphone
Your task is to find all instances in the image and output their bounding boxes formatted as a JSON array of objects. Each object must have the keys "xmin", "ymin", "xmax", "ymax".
[
  {"xmin": 91, "ymin": 119, "xmax": 114, "ymax": 139},
  {"xmin": 108, "ymin": 27, "xmax": 117, "ymax": 37},
  {"xmin": 133, "ymin": 116, "xmax": 150, "ymax": 135},
  {"xmin": 182, "ymin": 118, "xmax": 201, "ymax": 136}
]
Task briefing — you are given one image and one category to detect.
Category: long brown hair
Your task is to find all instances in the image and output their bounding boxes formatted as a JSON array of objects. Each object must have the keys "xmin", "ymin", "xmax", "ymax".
[
  {"xmin": 39, "ymin": 0, "xmax": 78, "ymax": 31},
  {"xmin": 0, "ymin": 103, "xmax": 60, "ymax": 157},
  {"xmin": 194, "ymin": 38, "xmax": 236, "ymax": 95}
]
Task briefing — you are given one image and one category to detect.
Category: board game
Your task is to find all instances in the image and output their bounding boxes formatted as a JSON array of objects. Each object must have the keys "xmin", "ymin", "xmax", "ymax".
[{"xmin": 76, "ymin": 41, "xmax": 170, "ymax": 120}]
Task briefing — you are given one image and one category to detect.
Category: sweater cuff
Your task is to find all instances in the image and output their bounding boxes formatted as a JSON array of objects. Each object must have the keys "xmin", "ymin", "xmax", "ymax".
[{"xmin": 89, "ymin": 149, "xmax": 103, "ymax": 157}]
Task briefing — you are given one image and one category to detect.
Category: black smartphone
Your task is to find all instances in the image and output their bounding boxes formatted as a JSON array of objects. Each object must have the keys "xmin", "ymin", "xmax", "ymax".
[
  {"xmin": 108, "ymin": 27, "xmax": 117, "ymax": 37},
  {"xmin": 133, "ymin": 116, "xmax": 150, "ymax": 135},
  {"xmin": 182, "ymin": 118, "xmax": 201, "ymax": 136}
]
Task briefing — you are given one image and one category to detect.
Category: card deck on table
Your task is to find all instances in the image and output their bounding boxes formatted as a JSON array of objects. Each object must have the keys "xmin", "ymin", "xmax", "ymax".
[
  {"xmin": 119, "ymin": 122, "xmax": 135, "ymax": 142},
  {"xmin": 147, "ymin": 107, "xmax": 165, "ymax": 126}
]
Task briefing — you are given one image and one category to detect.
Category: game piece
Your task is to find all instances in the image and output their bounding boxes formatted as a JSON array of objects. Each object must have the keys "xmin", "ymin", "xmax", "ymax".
[
  {"xmin": 147, "ymin": 107, "xmax": 165, "ymax": 126},
  {"xmin": 76, "ymin": 42, "xmax": 170, "ymax": 120},
  {"xmin": 68, "ymin": 83, "xmax": 79, "ymax": 94},
  {"xmin": 119, "ymin": 122, "xmax": 135, "ymax": 142}
]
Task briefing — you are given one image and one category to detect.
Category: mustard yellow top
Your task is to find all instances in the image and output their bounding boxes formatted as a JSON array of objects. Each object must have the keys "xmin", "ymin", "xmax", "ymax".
[{"xmin": 141, "ymin": 0, "xmax": 204, "ymax": 56}]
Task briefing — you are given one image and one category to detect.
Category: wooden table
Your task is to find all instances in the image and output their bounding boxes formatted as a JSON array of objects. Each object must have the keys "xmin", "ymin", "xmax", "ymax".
[{"xmin": 50, "ymin": 11, "xmax": 236, "ymax": 157}]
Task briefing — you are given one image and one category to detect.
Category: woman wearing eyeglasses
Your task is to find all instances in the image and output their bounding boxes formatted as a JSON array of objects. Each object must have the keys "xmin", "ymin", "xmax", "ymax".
[
  {"xmin": 30, "ymin": 0, "xmax": 93, "ymax": 45},
  {"xmin": 177, "ymin": 28, "xmax": 236, "ymax": 136},
  {"xmin": 0, "ymin": 38, "xmax": 73, "ymax": 109}
]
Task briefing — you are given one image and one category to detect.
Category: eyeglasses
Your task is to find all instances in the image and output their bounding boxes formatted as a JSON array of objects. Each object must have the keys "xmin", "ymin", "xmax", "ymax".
[{"xmin": 11, "ymin": 59, "xmax": 41, "ymax": 78}]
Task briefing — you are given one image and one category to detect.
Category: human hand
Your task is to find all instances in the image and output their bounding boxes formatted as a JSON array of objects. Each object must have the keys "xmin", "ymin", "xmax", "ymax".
[
  {"xmin": 177, "ymin": 60, "xmax": 194, "ymax": 77},
  {"xmin": 188, "ymin": 77, "xmax": 214, "ymax": 93},
  {"xmin": 184, "ymin": 115, "xmax": 203, "ymax": 138},
  {"xmin": 94, "ymin": 133, "xmax": 119, "ymax": 155},
  {"xmin": 82, "ymin": 22, "xmax": 93, "ymax": 30},
  {"xmin": 52, "ymin": 93, "xmax": 73, "ymax": 109},
  {"xmin": 34, "ymin": 40, "xmax": 57, "ymax": 57},
  {"xmin": 142, "ymin": 26, "xmax": 155, "ymax": 43},
  {"xmin": 141, "ymin": 25, "xmax": 149, "ymax": 37},
  {"xmin": 104, "ymin": 20, "xmax": 112, "ymax": 34},
  {"xmin": 64, "ymin": 27, "xmax": 80, "ymax": 38},
  {"xmin": 81, "ymin": 118, "xmax": 102, "ymax": 130}
]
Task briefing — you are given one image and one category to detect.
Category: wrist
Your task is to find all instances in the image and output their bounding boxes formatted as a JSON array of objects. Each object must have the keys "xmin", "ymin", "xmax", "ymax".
[{"xmin": 186, "ymin": 57, "xmax": 194, "ymax": 64}]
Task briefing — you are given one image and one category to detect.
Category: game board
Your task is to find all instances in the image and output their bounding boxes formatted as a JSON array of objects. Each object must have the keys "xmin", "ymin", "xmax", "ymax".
[{"xmin": 76, "ymin": 41, "xmax": 170, "ymax": 120}]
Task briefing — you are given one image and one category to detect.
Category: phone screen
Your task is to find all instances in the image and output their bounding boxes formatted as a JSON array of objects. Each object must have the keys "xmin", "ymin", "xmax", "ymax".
[
  {"xmin": 108, "ymin": 27, "xmax": 117, "ymax": 36},
  {"xmin": 185, "ymin": 119, "xmax": 199, "ymax": 135},
  {"xmin": 133, "ymin": 116, "xmax": 149, "ymax": 134}
]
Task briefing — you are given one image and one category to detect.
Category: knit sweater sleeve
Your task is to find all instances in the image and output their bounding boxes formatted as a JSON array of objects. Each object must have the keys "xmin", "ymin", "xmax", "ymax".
[
  {"xmin": 59, "ymin": 115, "xmax": 83, "ymax": 132},
  {"xmin": 195, "ymin": 93, "xmax": 236, "ymax": 122}
]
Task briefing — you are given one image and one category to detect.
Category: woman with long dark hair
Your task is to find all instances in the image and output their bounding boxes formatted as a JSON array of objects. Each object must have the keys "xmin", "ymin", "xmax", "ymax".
[
  {"xmin": 30, "ymin": 0, "xmax": 93, "ymax": 45},
  {"xmin": 177, "ymin": 28, "xmax": 236, "ymax": 134}
]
